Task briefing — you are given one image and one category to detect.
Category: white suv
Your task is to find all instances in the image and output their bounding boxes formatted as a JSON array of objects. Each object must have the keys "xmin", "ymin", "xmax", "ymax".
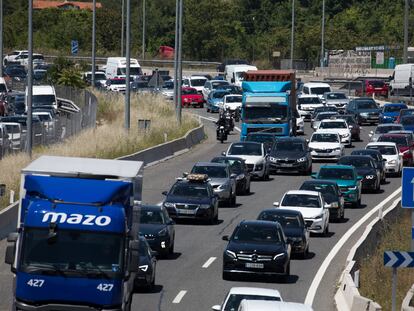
[
  {"xmin": 297, "ymin": 95, "xmax": 324, "ymax": 120},
  {"xmin": 317, "ymin": 119, "xmax": 352, "ymax": 147},
  {"xmin": 366, "ymin": 142, "xmax": 403, "ymax": 176},
  {"xmin": 309, "ymin": 131, "xmax": 344, "ymax": 160}
]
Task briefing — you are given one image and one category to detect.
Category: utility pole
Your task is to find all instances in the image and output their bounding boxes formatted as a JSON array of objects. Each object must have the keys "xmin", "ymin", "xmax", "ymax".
[
  {"xmin": 173, "ymin": 0, "xmax": 179, "ymax": 122},
  {"xmin": 320, "ymin": 0, "xmax": 325, "ymax": 68},
  {"xmin": 0, "ymin": 0, "xmax": 3, "ymax": 77},
  {"xmin": 27, "ymin": 0, "xmax": 33, "ymax": 157},
  {"xmin": 91, "ymin": 0, "xmax": 96, "ymax": 87},
  {"xmin": 142, "ymin": 0, "xmax": 146, "ymax": 59},
  {"xmin": 290, "ymin": 0, "xmax": 295, "ymax": 69},
  {"xmin": 404, "ymin": 0, "xmax": 409, "ymax": 63},
  {"xmin": 121, "ymin": 0, "xmax": 125, "ymax": 57},
  {"xmin": 177, "ymin": 0, "xmax": 183, "ymax": 124},
  {"xmin": 124, "ymin": 0, "xmax": 131, "ymax": 130}
]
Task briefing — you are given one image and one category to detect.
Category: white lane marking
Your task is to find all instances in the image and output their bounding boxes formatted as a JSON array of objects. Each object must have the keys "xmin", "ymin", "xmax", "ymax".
[
  {"xmin": 304, "ymin": 187, "xmax": 402, "ymax": 306},
  {"xmin": 198, "ymin": 115, "xmax": 241, "ymax": 133},
  {"xmin": 172, "ymin": 290, "xmax": 187, "ymax": 304},
  {"xmin": 202, "ymin": 257, "xmax": 217, "ymax": 268},
  {"xmin": 234, "ymin": 126, "xmax": 241, "ymax": 133}
]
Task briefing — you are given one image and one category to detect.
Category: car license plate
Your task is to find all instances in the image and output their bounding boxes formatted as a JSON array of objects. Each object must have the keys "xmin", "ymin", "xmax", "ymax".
[
  {"xmin": 178, "ymin": 209, "xmax": 195, "ymax": 215},
  {"xmin": 281, "ymin": 163, "xmax": 293, "ymax": 167},
  {"xmin": 245, "ymin": 263, "xmax": 264, "ymax": 269}
]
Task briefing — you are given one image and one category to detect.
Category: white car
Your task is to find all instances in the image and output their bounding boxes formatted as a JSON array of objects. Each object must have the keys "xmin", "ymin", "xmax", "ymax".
[
  {"xmin": 274, "ymin": 190, "xmax": 330, "ymax": 235},
  {"xmin": 33, "ymin": 111, "xmax": 55, "ymax": 136},
  {"xmin": 83, "ymin": 71, "xmax": 107, "ymax": 87},
  {"xmin": 105, "ymin": 78, "xmax": 126, "ymax": 92},
  {"xmin": 182, "ymin": 75, "xmax": 208, "ymax": 94},
  {"xmin": 317, "ymin": 119, "xmax": 352, "ymax": 146},
  {"xmin": 297, "ymin": 95, "xmax": 324, "ymax": 120},
  {"xmin": 311, "ymin": 111, "xmax": 338, "ymax": 131},
  {"xmin": 3, "ymin": 50, "xmax": 28, "ymax": 66},
  {"xmin": 212, "ymin": 287, "xmax": 283, "ymax": 311},
  {"xmin": 366, "ymin": 142, "xmax": 403, "ymax": 176},
  {"xmin": 309, "ymin": 131, "xmax": 344, "ymax": 160},
  {"xmin": 224, "ymin": 142, "xmax": 270, "ymax": 180},
  {"xmin": 238, "ymin": 300, "xmax": 313, "ymax": 311},
  {"xmin": 223, "ymin": 94, "xmax": 242, "ymax": 111},
  {"xmin": 202, "ymin": 80, "xmax": 231, "ymax": 101}
]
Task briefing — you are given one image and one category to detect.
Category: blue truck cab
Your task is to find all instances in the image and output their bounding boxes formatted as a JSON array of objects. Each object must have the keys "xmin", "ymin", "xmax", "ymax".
[
  {"xmin": 241, "ymin": 81, "xmax": 294, "ymax": 140},
  {"xmin": 5, "ymin": 156, "xmax": 144, "ymax": 311}
]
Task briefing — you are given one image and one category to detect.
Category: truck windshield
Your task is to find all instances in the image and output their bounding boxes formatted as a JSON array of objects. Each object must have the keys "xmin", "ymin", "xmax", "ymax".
[
  {"xmin": 244, "ymin": 104, "xmax": 288, "ymax": 123},
  {"xmin": 33, "ymin": 95, "xmax": 56, "ymax": 107},
  {"xmin": 20, "ymin": 228, "xmax": 124, "ymax": 278},
  {"xmin": 117, "ymin": 67, "xmax": 142, "ymax": 76}
]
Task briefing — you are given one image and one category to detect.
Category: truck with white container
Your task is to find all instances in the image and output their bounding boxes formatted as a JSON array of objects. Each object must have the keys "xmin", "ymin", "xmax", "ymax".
[
  {"xmin": 225, "ymin": 64, "xmax": 258, "ymax": 87},
  {"xmin": 5, "ymin": 155, "xmax": 144, "ymax": 311}
]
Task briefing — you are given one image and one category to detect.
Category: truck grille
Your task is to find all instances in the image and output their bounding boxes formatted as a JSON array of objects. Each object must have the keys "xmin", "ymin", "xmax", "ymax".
[
  {"xmin": 175, "ymin": 204, "xmax": 199, "ymax": 210},
  {"xmin": 246, "ymin": 127, "xmax": 283, "ymax": 134},
  {"xmin": 237, "ymin": 253, "xmax": 273, "ymax": 262}
]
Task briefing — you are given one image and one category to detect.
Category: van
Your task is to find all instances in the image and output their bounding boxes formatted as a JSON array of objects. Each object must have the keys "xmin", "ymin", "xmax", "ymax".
[
  {"xmin": 302, "ymin": 82, "xmax": 332, "ymax": 102},
  {"xmin": 182, "ymin": 76, "xmax": 208, "ymax": 94},
  {"xmin": 389, "ymin": 64, "xmax": 414, "ymax": 96},
  {"xmin": 105, "ymin": 57, "xmax": 142, "ymax": 79},
  {"xmin": 238, "ymin": 300, "xmax": 314, "ymax": 311},
  {"xmin": 225, "ymin": 64, "xmax": 258, "ymax": 86},
  {"xmin": 26, "ymin": 85, "xmax": 58, "ymax": 112}
]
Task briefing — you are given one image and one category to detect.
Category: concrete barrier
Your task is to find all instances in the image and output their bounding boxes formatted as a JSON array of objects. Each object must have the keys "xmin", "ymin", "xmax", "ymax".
[
  {"xmin": 0, "ymin": 123, "xmax": 205, "ymax": 239},
  {"xmin": 402, "ymin": 284, "xmax": 414, "ymax": 311}
]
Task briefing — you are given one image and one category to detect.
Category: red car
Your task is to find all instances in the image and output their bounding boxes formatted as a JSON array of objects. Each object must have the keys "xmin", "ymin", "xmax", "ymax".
[
  {"xmin": 181, "ymin": 87, "xmax": 204, "ymax": 108},
  {"xmin": 355, "ymin": 80, "xmax": 388, "ymax": 97},
  {"xmin": 377, "ymin": 133, "xmax": 414, "ymax": 166}
]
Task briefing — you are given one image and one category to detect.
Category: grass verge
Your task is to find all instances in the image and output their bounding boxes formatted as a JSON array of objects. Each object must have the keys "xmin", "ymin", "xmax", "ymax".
[
  {"xmin": 359, "ymin": 207, "xmax": 414, "ymax": 309},
  {"xmin": 0, "ymin": 92, "xmax": 199, "ymax": 210}
]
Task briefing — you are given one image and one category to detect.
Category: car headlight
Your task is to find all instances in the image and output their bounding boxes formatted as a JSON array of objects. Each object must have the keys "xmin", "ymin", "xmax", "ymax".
[
  {"xmin": 218, "ymin": 183, "xmax": 230, "ymax": 190},
  {"xmin": 199, "ymin": 204, "xmax": 211, "ymax": 209},
  {"xmin": 365, "ymin": 175, "xmax": 375, "ymax": 180},
  {"xmin": 348, "ymin": 186, "xmax": 357, "ymax": 190},
  {"xmin": 163, "ymin": 202, "xmax": 175, "ymax": 208},
  {"xmin": 297, "ymin": 157, "xmax": 307, "ymax": 163},
  {"xmin": 342, "ymin": 133, "xmax": 350, "ymax": 138},
  {"xmin": 331, "ymin": 202, "xmax": 339, "ymax": 208},
  {"xmin": 313, "ymin": 214, "xmax": 323, "ymax": 220},
  {"xmin": 139, "ymin": 265, "xmax": 149, "ymax": 272},
  {"xmin": 236, "ymin": 174, "xmax": 245, "ymax": 180},
  {"xmin": 268, "ymin": 156, "xmax": 277, "ymax": 163},
  {"xmin": 273, "ymin": 253, "xmax": 286, "ymax": 260},
  {"xmin": 225, "ymin": 250, "xmax": 237, "ymax": 259},
  {"xmin": 349, "ymin": 125, "xmax": 353, "ymax": 128},
  {"xmin": 158, "ymin": 228, "xmax": 168, "ymax": 236},
  {"xmin": 388, "ymin": 160, "xmax": 396, "ymax": 164},
  {"xmin": 334, "ymin": 147, "xmax": 342, "ymax": 151}
]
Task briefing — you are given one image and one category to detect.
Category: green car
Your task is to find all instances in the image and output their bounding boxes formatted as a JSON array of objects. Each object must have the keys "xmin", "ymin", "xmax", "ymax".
[{"xmin": 312, "ymin": 165, "xmax": 363, "ymax": 208}]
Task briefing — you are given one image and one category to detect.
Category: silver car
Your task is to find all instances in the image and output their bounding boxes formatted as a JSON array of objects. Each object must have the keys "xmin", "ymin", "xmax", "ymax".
[
  {"xmin": 324, "ymin": 92, "xmax": 350, "ymax": 112},
  {"xmin": 190, "ymin": 162, "xmax": 237, "ymax": 206},
  {"xmin": 369, "ymin": 124, "xmax": 404, "ymax": 142}
]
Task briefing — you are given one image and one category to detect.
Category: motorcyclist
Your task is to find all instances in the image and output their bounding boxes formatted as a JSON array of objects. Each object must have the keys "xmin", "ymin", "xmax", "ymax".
[{"xmin": 216, "ymin": 112, "xmax": 227, "ymax": 142}]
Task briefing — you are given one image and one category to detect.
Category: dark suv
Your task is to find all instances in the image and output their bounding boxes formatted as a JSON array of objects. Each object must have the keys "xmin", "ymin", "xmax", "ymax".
[{"xmin": 346, "ymin": 98, "xmax": 381, "ymax": 125}]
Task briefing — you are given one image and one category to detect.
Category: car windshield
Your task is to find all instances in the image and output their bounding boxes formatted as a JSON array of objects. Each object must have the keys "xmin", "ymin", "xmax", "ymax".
[
  {"xmin": 316, "ymin": 113, "xmax": 337, "ymax": 121},
  {"xmin": 319, "ymin": 168, "xmax": 354, "ymax": 180},
  {"xmin": 319, "ymin": 121, "xmax": 347, "ymax": 129},
  {"xmin": 111, "ymin": 79, "xmax": 126, "ymax": 85},
  {"xmin": 310, "ymin": 87, "xmax": 331, "ymax": 95},
  {"xmin": 311, "ymin": 133, "xmax": 339, "ymax": 143},
  {"xmin": 378, "ymin": 135, "xmax": 408, "ymax": 146},
  {"xmin": 224, "ymin": 294, "xmax": 281, "ymax": 311},
  {"xmin": 384, "ymin": 105, "xmax": 405, "ymax": 113},
  {"xmin": 300, "ymin": 184, "xmax": 337, "ymax": 202},
  {"xmin": 315, "ymin": 107, "xmax": 337, "ymax": 114},
  {"xmin": 225, "ymin": 96, "xmax": 242, "ymax": 103},
  {"xmin": 375, "ymin": 125, "xmax": 403, "ymax": 134},
  {"xmin": 244, "ymin": 104, "xmax": 288, "ymax": 122},
  {"xmin": 282, "ymin": 194, "xmax": 321, "ymax": 207},
  {"xmin": 338, "ymin": 157, "xmax": 373, "ymax": 168},
  {"xmin": 228, "ymin": 143, "xmax": 262, "ymax": 156},
  {"xmin": 20, "ymin": 228, "xmax": 124, "ymax": 278},
  {"xmin": 192, "ymin": 165, "xmax": 228, "ymax": 178},
  {"xmin": 212, "ymin": 159, "xmax": 244, "ymax": 174},
  {"xmin": 163, "ymin": 81, "xmax": 174, "ymax": 89},
  {"xmin": 170, "ymin": 183, "xmax": 208, "ymax": 197},
  {"xmin": 140, "ymin": 210, "xmax": 165, "ymax": 225},
  {"xmin": 212, "ymin": 92, "xmax": 228, "ymax": 99},
  {"xmin": 212, "ymin": 81, "xmax": 229, "ymax": 89},
  {"xmin": 190, "ymin": 79, "xmax": 207, "ymax": 86},
  {"xmin": 258, "ymin": 212, "xmax": 302, "ymax": 228},
  {"xmin": 35, "ymin": 114, "xmax": 52, "ymax": 121},
  {"xmin": 298, "ymin": 97, "xmax": 321, "ymax": 104},
  {"xmin": 326, "ymin": 93, "xmax": 347, "ymax": 100},
  {"xmin": 401, "ymin": 116, "xmax": 414, "ymax": 126},
  {"xmin": 33, "ymin": 95, "xmax": 55, "ymax": 107},
  {"xmin": 401, "ymin": 110, "xmax": 414, "ymax": 117},
  {"xmin": 274, "ymin": 141, "xmax": 304, "ymax": 152},
  {"xmin": 356, "ymin": 101, "xmax": 378, "ymax": 109},
  {"xmin": 233, "ymin": 224, "xmax": 281, "ymax": 243},
  {"xmin": 367, "ymin": 145, "xmax": 397, "ymax": 155},
  {"xmin": 182, "ymin": 88, "xmax": 198, "ymax": 95},
  {"xmin": 217, "ymin": 85, "xmax": 242, "ymax": 94}
]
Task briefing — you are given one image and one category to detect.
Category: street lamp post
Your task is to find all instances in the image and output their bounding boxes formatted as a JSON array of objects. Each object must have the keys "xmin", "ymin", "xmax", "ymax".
[
  {"xmin": 290, "ymin": 0, "xmax": 295, "ymax": 69},
  {"xmin": 91, "ymin": 0, "xmax": 96, "ymax": 88},
  {"xmin": 124, "ymin": 0, "xmax": 131, "ymax": 130},
  {"xmin": 142, "ymin": 0, "xmax": 146, "ymax": 59},
  {"xmin": 27, "ymin": 0, "xmax": 33, "ymax": 156},
  {"xmin": 0, "ymin": 0, "xmax": 3, "ymax": 77},
  {"xmin": 121, "ymin": 0, "xmax": 125, "ymax": 56},
  {"xmin": 404, "ymin": 0, "xmax": 409, "ymax": 63},
  {"xmin": 320, "ymin": 0, "xmax": 325, "ymax": 68},
  {"xmin": 177, "ymin": 0, "xmax": 183, "ymax": 124},
  {"xmin": 173, "ymin": 0, "xmax": 179, "ymax": 122}
]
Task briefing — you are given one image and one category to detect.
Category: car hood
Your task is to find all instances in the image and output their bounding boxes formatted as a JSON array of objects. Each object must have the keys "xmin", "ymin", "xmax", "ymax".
[
  {"xmin": 271, "ymin": 151, "xmax": 307, "ymax": 160},
  {"xmin": 165, "ymin": 195, "xmax": 211, "ymax": 205},
  {"xmin": 227, "ymin": 240, "xmax": 286, "ymax": 255},
  {"xmin": 230, "ymin": 155, "xmax": 264, "ymax": 164},
  {"xmin": 309, "ymin": 142, "xmax": 341, "ymax": 149},
  {"xmin": 208, "ymin": 178, "xmax": 229, "ymax": 186},
  {"xmin": 279, "ymin": 206, "xmax": 323, "ymax": 218},
  {"xmin": 139, "ymin": 223, "xmax": 166, "ymax": 236}
]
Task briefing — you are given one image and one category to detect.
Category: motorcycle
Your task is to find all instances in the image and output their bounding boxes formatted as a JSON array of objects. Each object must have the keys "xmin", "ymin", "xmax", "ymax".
[{"xmin": 216, "ymin": 125, "xmax": 227, "ymax": 143}]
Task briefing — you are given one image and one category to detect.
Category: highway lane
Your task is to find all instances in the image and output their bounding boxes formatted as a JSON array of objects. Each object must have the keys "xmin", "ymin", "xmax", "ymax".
[{"xmin": 0, "ymin": 109, "xmax": 402, "ymax": 311}]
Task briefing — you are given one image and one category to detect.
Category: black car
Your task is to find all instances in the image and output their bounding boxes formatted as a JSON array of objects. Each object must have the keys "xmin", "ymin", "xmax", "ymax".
[
  {"xmin": 134, "ymin": 236, "xmax": 157, "ymax": 291},
  {"xmin": 211, "ymin": 156, "xmax": 251, "ymax": 195},
  {"xmin": 257, "ymin": 209, "xmax": 310, "ymax": 258},
  {"xmin": 245, "ymin": 132, "xmax": 278, "ymax": 154},
  {"xmin": 341, "ymin": 114, "xmax": 361, "ymax": 141},
  {"xmin": 351, "ymin": 149, "xmax": 386, "ymax": 184},
  {"xmin": 162, "ymin": 174, "xmax": 219, "ymax": 224},
  {"xmin": 222, "ymin": 220, "xmax": 291, "ymax": 281},
  {"xmin": 267, "ymin": 137, "xmax": 312, "ymax": 175},
  {"xmin": 338, "ymin": 155, "xmax": 381, "ymax": 192},
  {"xmin": 346, "ymin": 98, "xmax": 381, "ymax": 125},
  {"xmin": 299, "ymin": 180, "xmax": 345, "ymax": 221},
  {"xmin": 4, "ymin": 92, "xmax": 25, "ymax": 115},
  {"xmin": 138, "ymin": 205, "xmax": 175, "ymax": 257},
  {"xmin": 4, "ymin": 65, "xmax": 26, "ymax": 81}
]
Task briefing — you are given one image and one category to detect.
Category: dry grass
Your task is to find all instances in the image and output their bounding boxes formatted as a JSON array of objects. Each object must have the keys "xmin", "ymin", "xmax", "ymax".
[
  {"xmin": 0, "ymin": 92, "xmax": 198, "ymax": 209},
  {"xmin": 359, "ymin": 208, "xmax": 414, "ymax": 310}
]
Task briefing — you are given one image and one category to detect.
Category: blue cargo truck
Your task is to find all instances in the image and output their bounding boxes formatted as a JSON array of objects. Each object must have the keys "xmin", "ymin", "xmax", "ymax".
[
  {"xmin": 5, "ymin": 155, "xmax": 144, "ymax": 311},
  {"xmin": 240, "ymin": 70, "xmax": 297, "ymax": 140}
]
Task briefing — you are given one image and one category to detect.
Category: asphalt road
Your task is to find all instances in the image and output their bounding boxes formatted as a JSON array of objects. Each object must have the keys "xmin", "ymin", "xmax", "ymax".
[{"xmin": 0, "ymin": 108, "xmax": 402, "ymax": 311}]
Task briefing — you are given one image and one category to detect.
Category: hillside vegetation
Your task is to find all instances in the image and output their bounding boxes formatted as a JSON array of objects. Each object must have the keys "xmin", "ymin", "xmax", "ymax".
[{"xmin": 3, "ymin": 0, "xmax": 408, "ymax": 66}]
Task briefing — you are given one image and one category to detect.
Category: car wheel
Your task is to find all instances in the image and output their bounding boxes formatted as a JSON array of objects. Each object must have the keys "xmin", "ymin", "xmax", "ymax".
[
  {"xmin": 282, "ymin": 262, "xmax": 290, "ymax": 282},
  {"xmin": 302, "ymin": 246, "xmax": 309, "ymax": 259},
  {"xmin": 323, "ymin": 223, "xmax": 329, "ymax": 237},
  {"xmin": 375, "ymin": 180, "xmax": 381, "ymax": 193},
  {"xmin": 245, "ymin": 182, "xmax": 251, "ymax": 195},
  {"xmin": 169, "ymin": 241, "xmax": 175, "ymax": 255},
  {"xmin": 207, "ymin": 107, "xmax": 210, "ymax": 113},
  {"xmin": 230, "ymin": 192, "xmax": 236, "ymax": 207}
]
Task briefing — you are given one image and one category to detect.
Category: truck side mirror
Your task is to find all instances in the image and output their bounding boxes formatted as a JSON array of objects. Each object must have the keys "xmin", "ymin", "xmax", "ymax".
[
  {"xmin": 128, "ymin": 240, "xmax": 140, "ymax": 273},
  {"xmin": 5, "ymin": 244, "xmax": 15, "ymax": 265}
]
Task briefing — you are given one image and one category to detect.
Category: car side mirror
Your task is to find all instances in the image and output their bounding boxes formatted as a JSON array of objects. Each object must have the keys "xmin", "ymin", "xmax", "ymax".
[
  {"xmin": 231, "ymin": 78, "xmax": 235, "ymax": 83},
  {"xmin": 324, "ymin": 203, "xmax": 332, "ymax": 209},
  {"xmin": 370, "ymin": 131, "xmax": 374, "ymax": 134},
  {"xmin": 221, "ymin": 151, "xmax": 226, "ymax": 156},
  {"xmin": 183, "ymin": 172, "xmax": 189, "ymax": 177},
  {"xmin": 311, "ymin": 173, "xmax": 317, "ymax": 179},
  {"xmin": 168, "ymin": 219, "xmax": 175, "ymax": 225},
  {"xmin": 273, "ymin": 202, "xmax": 280, "ymax": 207},
  {"xmin": 151, "ymin": 250, "xmax": 158, "ymax": 258},
  {"xmin": 222, "ymin": 235, "xmax": 229, "ymax": 241},
  {"xmin": 162, "ymin": 191, "xmax": 168, "ymax": 196},
  {"xmin": 357, "ymin": 176, "xmax": 363, "ymax": 181},
  {"xmin": 230, "ymin": 173, "xmax": 237, "ymax": 179},
  {"xmin": 212, "ymin": 305, "xmax": 221, "ymax": 311},
  {"xmin": 382, "ymin": 159, "xmax": 387, "ymax": 162}
]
